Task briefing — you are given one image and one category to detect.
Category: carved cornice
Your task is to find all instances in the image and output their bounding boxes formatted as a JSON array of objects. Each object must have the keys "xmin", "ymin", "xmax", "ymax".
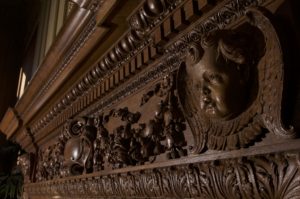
[
  {"xmin": 24, "ymin": 151, "xmax": 300, "ymax": 198},
  {"xmin": 16, "ymin": 0, "xmax": 104, "ymax": 124},
  {"xmin": 28, "ymin": 0, "xmax": 187, "ymax": 138}
]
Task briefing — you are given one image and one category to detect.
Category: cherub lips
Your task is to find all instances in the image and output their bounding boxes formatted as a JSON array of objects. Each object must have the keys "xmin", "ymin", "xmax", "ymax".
[{"xmin": 200, "ymin": 96, "xmax": 216, "ymax": 114}]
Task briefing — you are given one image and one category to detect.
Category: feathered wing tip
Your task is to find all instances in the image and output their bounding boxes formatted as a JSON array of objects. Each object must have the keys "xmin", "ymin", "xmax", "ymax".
[{"xmin": 246, "ymin": 8, "xmax": 296, "ymax": 139}]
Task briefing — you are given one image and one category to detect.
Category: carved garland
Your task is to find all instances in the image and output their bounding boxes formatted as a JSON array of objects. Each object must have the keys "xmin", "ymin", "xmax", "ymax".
[{"xmin": 34, "ymin": 75, "xmax": 188, "ymax": 181}]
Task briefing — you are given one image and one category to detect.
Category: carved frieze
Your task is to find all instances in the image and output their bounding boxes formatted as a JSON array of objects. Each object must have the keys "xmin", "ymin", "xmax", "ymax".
[{"xmin": 25, "ymin": 151, "xmax": 300, "ymax": 198}]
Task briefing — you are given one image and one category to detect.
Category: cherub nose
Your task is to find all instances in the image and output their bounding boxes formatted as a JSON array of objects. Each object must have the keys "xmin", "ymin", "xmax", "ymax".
[
  {"xmin": 200, "ymin": 90, "xmax": 212, "ymax": 110},
  {"xmin": 202, "ymin": 86, "xmax": 210, "ymax": 95}
]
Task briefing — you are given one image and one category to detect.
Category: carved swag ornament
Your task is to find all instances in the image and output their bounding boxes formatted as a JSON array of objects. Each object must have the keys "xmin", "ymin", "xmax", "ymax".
[
  {"xmin": 177, "ymin": 8, "xmax": 296, "ymax": 153},
  {"xmin": 92, "ymin": 75, "xmax": 187, "ymax": 170}
]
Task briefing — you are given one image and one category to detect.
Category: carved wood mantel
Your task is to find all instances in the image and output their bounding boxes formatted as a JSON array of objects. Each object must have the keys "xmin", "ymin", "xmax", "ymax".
[{"xmin": 4, "ymin": 0, "xmax": 300, "ymax": 198}]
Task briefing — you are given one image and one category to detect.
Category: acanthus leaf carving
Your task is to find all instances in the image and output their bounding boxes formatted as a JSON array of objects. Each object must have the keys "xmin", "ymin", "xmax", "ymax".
[{"xmin": 25, "ymin": 152, "xmax": 300, "ymax": 198}]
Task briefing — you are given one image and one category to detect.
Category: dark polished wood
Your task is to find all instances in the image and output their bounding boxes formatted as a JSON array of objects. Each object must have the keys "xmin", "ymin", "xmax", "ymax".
[{"xmin": 1, "ymin": 0, "xmax": 300, "ymax": 198}]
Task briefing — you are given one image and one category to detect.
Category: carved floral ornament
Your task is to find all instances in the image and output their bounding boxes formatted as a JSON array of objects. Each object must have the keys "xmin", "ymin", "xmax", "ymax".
[{"xmin": 177, "ymin": 8, "xmax": 296, "ymax": 153}]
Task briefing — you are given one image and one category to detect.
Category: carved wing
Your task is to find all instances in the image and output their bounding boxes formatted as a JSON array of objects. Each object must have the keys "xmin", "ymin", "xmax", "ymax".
[
  {"xmin": 177, "ymin": 63, "xmax": 207, "ymax": 153},
  {"xmin": 246, "ymin": 8, "xmax": 296, "ymax": 138}
]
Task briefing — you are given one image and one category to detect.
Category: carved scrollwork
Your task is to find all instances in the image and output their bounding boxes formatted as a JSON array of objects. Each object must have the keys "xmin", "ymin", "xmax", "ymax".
[
  {"xmin": 35, "ymin": 117, "xmax": 97, "ymax": 180},
  {"xmin": 177, "ymin": 8, "xmax": 295, "ymax": 153}
]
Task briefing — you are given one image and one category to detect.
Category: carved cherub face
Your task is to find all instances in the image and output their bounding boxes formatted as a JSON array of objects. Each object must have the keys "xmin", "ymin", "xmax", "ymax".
[
  {"xmin": 190, "ymin": 47, "xmax": 246, "ymax": 120},
  {"xmin": 187, "ymin": 32, "xmax": 250, "ymax": 120}
]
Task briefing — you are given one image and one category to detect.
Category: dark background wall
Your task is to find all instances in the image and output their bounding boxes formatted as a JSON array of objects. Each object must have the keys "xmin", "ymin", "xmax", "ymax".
[
  {"xmin": 0, "ymin": 0, "xmax": 24, "ymax": 119},
  {"xmin": 0, "ymin": 0, "xmax": 40, "ymax": 120}
]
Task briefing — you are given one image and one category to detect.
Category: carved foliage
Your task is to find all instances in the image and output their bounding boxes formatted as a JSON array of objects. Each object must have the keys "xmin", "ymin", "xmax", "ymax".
[
  {"xmin": 35, "ymin": 137, "xmax": 66, "ymax": 181},
  {"xmin": 92, "ymin": 75, "xmax": 187, "ymax": 169},
  {"xmin": 102, "ymin": 108, "xmax": 143, "ymax": 168},
  {"xmin": 137, "ymin": 75, "xmax": 188, "ymax": 161},
  {"xmin": 25, "ymin": 152, "xmax": 300, "ymax": 198}
]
